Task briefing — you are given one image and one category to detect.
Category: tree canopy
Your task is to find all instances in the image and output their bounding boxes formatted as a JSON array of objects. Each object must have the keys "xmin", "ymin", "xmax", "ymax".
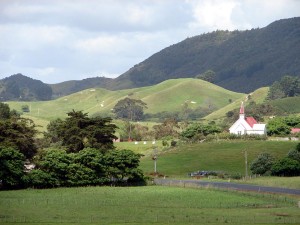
[
  {"xmin": 0, "ymin": 103, "xmax": 37, "ymax": 159},
  {"xmin": 113, "ymin": 98, "xmax": 147, "ymax": 121},
  {"xmin": 268, "ymin": 75, "xmax": 300, "ymax": 100},
  {"xmin": 44, "ymin": 110, "xmax": 117, "ymax": 153}
]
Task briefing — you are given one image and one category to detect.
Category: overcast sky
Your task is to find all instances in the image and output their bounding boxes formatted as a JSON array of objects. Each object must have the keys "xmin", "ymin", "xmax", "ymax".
[{"xmin": 0, "ymin": 0, "xmax": 299, "ymax": 84}]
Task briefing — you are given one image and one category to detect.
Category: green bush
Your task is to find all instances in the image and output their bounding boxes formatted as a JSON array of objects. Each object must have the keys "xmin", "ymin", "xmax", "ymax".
[
  {"xmin": 271, "ymin": 157, "xmax": 300, "ymax": 176},
  {"xmin": 250, "ymin": 153, "xmax": 274, "ymax": 175}
]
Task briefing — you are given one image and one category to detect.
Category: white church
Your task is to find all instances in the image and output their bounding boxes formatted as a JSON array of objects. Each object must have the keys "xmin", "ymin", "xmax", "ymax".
[{"xmin": 229, "ymin": 102, "xmax": 266, "ymax": 135}]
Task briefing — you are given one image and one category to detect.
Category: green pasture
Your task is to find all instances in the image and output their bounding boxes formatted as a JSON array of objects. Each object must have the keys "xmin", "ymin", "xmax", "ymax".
[
  {"xmin": 139, "ymin": 140, "xmax": 298, "ymax": 177},
  {"xmin": 0, "ymin": 186, "xmax": 299, "ymax": 225},
  {"xmin": 115, "ymin": 140, "xmax": 164, "ymax": 155}
]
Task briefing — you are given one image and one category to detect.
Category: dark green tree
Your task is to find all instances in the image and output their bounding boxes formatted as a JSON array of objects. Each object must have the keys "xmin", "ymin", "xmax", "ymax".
[
  {"xmin": 181, "ymin": 122, "xmax": 221, "ymax": 141},
  {"xmin": 0, "ymin": 147, "xmax": 25, "ymax": 189},
  {"xmin": 196, "ymin": 70, "xmax": 217, "ymax": 83},
  {"xmin": 113, "ymin": 98, "xmax": 147, "ymax": 121},
  {"xmin": 268, "ymin": 75, "xmax": 300, "ymax": 100},
  {"xmin": 44, "ymin": 118, "xmax": 64, "ymax": 144},
  {"xmin": 46, "ymin": 110, "xmax": 117, "ymax": 153},
  {"xmin": 0, "ymin": 117, "xmax": 38, "ymax": 159},
  {"xmin": 21, "ymin": 105, "xmax": 30, "ymax": 112},
  {"xmin": 25, "ymin": 169, "xmax": 59, "ymax": 189},
  {"xmin": 70, "ymin": 148, "xmax": 108, "ymax": 185},
  {"xmin": 250, "ymin": 153, "xmax": 274, "ymax": 175},
  {"xmin": 105, "ymin": 150, "xmax": 144, "ymax": 183},
  {"xmin": 267, "ymin": 117, "xmax": 291, "ymax": 136},
  {"xmin": 287, "ymin": 143, "xmax": 300, "ymax": 163},
  {"xmin": 271, "ymin": 157, "xmax": 300, "ymax": 176},
  {"xmin": 35, "ymin": 149, "xmax": 73, "ymax": 187},
  {"xmin": 0, "ymin": 102, "xmax": 11, "ymax": 119}
]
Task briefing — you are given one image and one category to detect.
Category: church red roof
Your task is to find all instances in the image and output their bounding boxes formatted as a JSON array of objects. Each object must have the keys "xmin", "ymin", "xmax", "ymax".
[
  {"xmin": 291, "ymin": 128, "xmax": 300, "ymax": 134},
  {"xmin": 245, "ymin": 117, "xmax": 257, "ymax": 128}
]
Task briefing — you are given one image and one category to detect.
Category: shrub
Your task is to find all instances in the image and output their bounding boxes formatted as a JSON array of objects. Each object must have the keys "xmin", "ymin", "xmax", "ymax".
[
  {"xmin": 271, "ymin": 157, "xmax": 300, "ymax": 176},
  {"xmin": 171, "ymin": 140, "xmax": 177, "ymax": 147},
  {"xmin": 250, "ymin": 153, "xmax": 274, "ymax": 175}
]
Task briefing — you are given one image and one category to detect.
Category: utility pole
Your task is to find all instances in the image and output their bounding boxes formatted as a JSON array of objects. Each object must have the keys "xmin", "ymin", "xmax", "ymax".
[
  {"xmin": 152, "ymin": 147, "xmax": 158, "ymax": 174},
  {"xmin": 244, "ymin": 150, "xmax": 248, "ymax": 179}
]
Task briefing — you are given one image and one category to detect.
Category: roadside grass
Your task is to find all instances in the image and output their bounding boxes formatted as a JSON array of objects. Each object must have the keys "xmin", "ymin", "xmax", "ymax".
[
  {"xmin": 238, "ymin": 176, "xmax": 300, "ymax": 190},
  {"xmin": 0, "ymin": 186, "xmax": 299, "ymax": 225},
  {"xmin": 139, "ymin": 140, "xmax": 298, "ymax": 177}
]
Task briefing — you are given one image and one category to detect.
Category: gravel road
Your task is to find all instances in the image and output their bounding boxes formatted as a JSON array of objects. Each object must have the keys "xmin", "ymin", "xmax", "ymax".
[{"xmin": 154, "ymin": 178, "xmax": 300, "ymax": 195}]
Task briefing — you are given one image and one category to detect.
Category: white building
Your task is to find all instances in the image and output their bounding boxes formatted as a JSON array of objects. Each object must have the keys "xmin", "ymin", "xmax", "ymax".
[{"xmin": 229, "ymin": 102, "xmax": 266, "ymax": 135}]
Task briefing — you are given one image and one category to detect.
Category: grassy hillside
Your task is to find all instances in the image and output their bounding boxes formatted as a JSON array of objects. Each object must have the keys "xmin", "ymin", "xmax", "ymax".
[
  {"xmin": 204, "ymin": 87, "xmax": 269, "ymax": 121},
  {"xmin": 7, "ymin": 78, "xmax": 244, "ymax": 127},
  {"xmin": 139, "ymin": 140, "xmax": 298, "ymax": 177},
  {"xmin": 270, "ymin": 96, "xmax": 300, "ymax": 114}
]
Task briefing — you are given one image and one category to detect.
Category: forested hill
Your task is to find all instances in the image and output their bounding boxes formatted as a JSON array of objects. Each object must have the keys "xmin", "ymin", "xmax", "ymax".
[
  {"xmin": 0, "ymin": 74, "xmax": 52, "ymax": 101},
  {"xmin": 111, "ymin": 17, "xmax": 300, "ymax": 93}
]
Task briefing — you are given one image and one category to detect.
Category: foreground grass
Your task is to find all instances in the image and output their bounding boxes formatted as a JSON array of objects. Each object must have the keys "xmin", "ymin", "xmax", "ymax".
[{"xmin": 0, "ymin": 186, "xmax": 299, "ymax": 225}]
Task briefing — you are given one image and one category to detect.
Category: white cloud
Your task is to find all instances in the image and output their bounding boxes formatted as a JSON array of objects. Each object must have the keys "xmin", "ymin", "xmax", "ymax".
[{"xmin": 188, "ymin": 0, "xmax": 240, "ymax": 31}]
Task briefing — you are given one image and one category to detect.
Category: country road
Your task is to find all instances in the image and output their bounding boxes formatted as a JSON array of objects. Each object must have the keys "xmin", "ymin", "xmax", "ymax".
[{"xmin": 154, "ymin": 178, "xmax": 300, "ymax": 195}]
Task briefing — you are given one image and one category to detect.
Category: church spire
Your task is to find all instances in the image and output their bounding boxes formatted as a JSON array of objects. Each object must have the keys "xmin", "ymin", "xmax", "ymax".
[
  {"xmin": 240, "ymin": 101, "xmax": 245, "ymax": 114},
  {"xmin": 239, "ymin": 101, "xmax": 245, "ymax": 119}
]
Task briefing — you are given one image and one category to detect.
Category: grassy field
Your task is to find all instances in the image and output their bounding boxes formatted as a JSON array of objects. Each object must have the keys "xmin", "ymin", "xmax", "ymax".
[
  {"xmin": 6, "ymin": 78, "xmax": 244, "ymax": 124},
  {"xmin": 139, "ymin": 140, "xmax": 298, "ymax": 178},
  {"xmin": 0, "ymin": 186, "xmax": 299, "ymax": 225}
]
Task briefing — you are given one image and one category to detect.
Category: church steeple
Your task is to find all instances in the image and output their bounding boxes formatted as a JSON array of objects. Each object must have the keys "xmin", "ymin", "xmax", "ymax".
[{"xmin": 239, "ymin": 101, "xmax": 245, "ymax": 119}]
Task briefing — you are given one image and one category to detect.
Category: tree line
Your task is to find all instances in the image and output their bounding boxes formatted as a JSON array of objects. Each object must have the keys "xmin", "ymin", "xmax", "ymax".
[
  {"xmin": 0, "ymin": 103, "xmax": 145, "ymax": 190},
  {"xmin": 250, "ymin": 143, "xmax": 300, "ymax": 176}
]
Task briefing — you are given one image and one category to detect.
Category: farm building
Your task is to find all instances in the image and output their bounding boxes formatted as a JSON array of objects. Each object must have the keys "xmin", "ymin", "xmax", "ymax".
[{"xmin": 229, "ymin": 102, "xmax": 266, "ymax": 135}]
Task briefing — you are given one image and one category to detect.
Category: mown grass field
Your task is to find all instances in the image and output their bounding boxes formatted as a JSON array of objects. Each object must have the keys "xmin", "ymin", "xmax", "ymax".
[
  {"xmin": 0, "ymin": 186, "xmax": 299, "ymax": 225},
  {"xmin": 139, "ymin": 140, "xmax": 298, "ymax": 178}
]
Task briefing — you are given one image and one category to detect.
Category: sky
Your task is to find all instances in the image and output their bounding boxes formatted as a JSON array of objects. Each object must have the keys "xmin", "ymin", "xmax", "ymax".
[{"xmin": 0, "ymin": 0, "xmax": 299, "ymax": 84}]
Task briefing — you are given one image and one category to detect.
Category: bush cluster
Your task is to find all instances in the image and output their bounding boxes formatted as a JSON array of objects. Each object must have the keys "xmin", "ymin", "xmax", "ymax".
[
  {"xmin": 0, "ymin": 147, "xmax": 145, "ymax": 190},
  {"xmin": 250, "ymin": 143, "xmax": 300, "ymax": 177}
]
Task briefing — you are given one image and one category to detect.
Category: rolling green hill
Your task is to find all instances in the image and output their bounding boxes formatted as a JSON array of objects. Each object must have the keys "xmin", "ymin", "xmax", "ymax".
[{"xmin": 7, "ymin": 78, "xmax": 244, "ymax": 127}]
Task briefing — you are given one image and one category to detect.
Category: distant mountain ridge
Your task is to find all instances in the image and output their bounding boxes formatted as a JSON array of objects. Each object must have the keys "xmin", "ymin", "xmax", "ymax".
[
  {"xmin": 0, "ymin": 74, "xmax": 52, "ymax": 101},
  {"xmin": 1, "ymin": 17, "xmax": 299, "ymax": 100}
]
